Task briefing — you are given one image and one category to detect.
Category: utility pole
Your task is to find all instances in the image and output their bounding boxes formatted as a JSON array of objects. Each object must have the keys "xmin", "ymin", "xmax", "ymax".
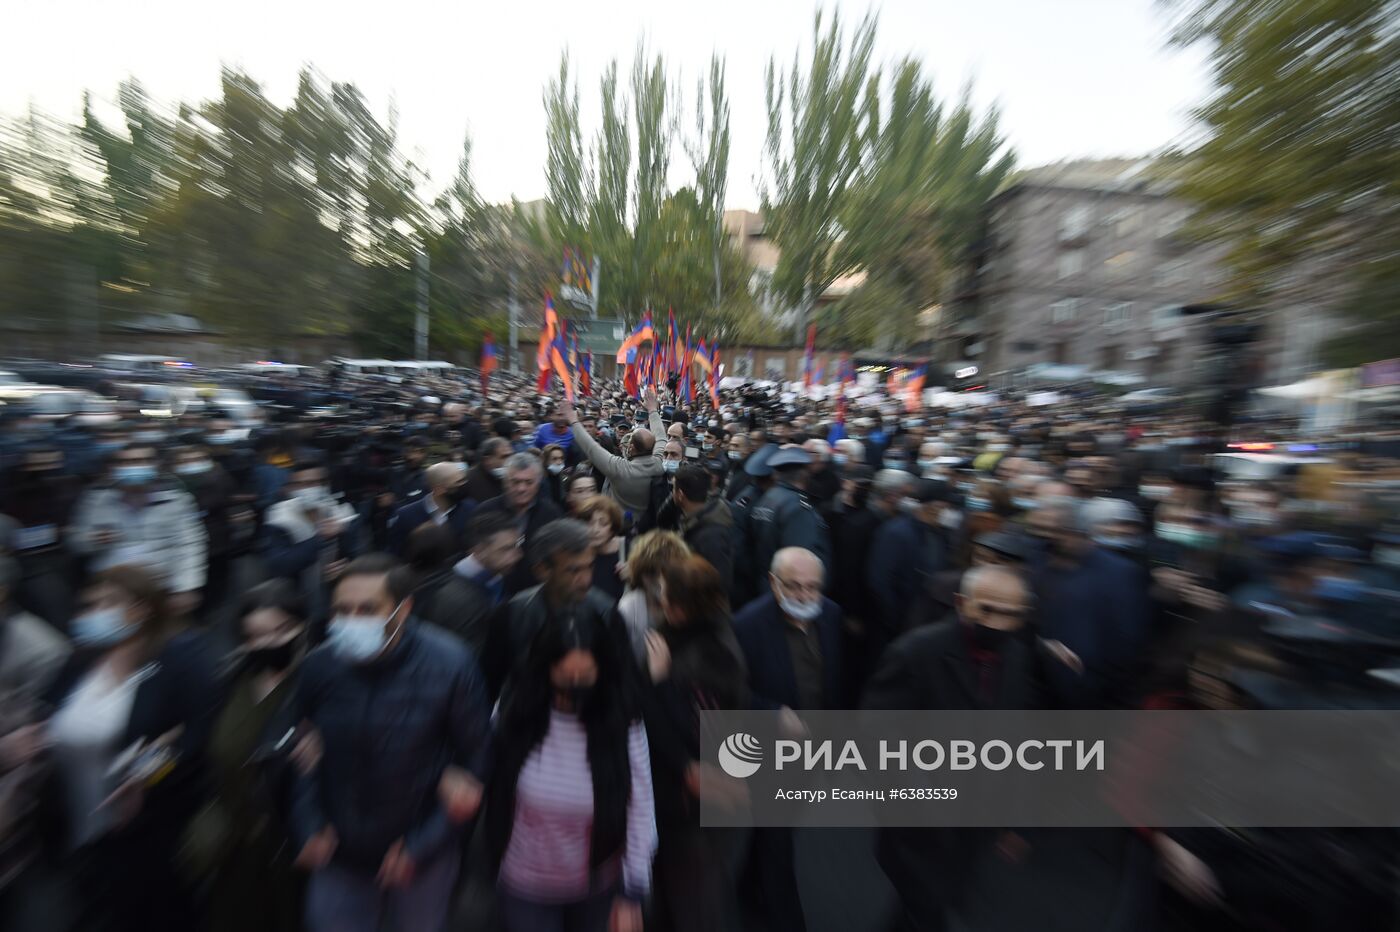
[
  {"xmin": 508, "ymin": 268, "xmax": 521, "ymax": 373},
  {"xmin": 415, "ymin": 250, "xmax": 430, "ymax": 360}
]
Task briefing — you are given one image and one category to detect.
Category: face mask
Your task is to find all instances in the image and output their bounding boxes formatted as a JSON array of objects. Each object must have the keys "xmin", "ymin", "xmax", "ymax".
[
  {"xmin": 547, "ymin": 463, "xmax": 565, "ymax": 475},
  {"xmin": 1156, "ymin": 523, "xmax": 1217, "ymax": 549},
  {"xmin": 969, "ymin": 624, "xmax": 1013, "ymax": 652},
  {"xmin": 702, "ymin": 442, "xmax": 715, "ymax": 452},
  {"xmin": 728, "ymin": 450, "xmax": 743, "ymax": 461},
  {"xmin": 1376, "ymin": 546, "xmax": 1400, "ymax": 569},
  {"xmin": 1140, "ymin": 484, "xmax": 1171, "ymax": 501},
  {"xmin": 94, "ymin": 441, "xmax": 126, "ymax": 454},
  {"xmin": 491, "ymin": 467, "xmax": 507, "ymax": 480},
  {"xmin": 1093, "ymin": 534, "xmax": 1142, "ymax": 553},
  {"xmin": 206, "ymin": 432, "xmax": 238, "ymax": 445},
  {"xmin": 245, "ymin": 637, "xmax": 300, "ymax": 673},
  {"xmin": 987, "ymin": 443, "xmax": 1010, "ymax": 453},
  {"xmin": 72, "ymin": 607, "xmax": 137, "ymax": 649},
  {"xmin": 940, "ymin": 508, "xmax": 963, "ymax": 530},
  {"xmin": 885, "ymin": 457, "xmax": 907, "ymax": 469},
  {"xmin": 113, "ymin": 464, "xmax": 156, "ymax": 486},
  {"xmin": 778, "ymin": 594, "xmax": 822, "ymax": 622},
  {"xmin": 132, "ymin": 431, "xmax": 165, "ymax": 444},
  {"xmin": 966, "ymin": 497, "xmax": 991, "ymax": 513},
  {"xmin": 293, "ymin": 485, "xmax": 327, "ymax": 506},
  {"xmin": 1014, "ymin": 497, "xmax": 1039, "ymax": 512},
  {"xmin": 564, "ymin": 683, "xmax": 595, "ymax": 714},
  {"xmin": 174, "ymin": 460, "xmax": 213, "ymax": 477},
  {"xmin": 327, "ymin": 600, "xmax": 404, "ymax": 663},
  {"xmin": 832, "ymin": 453, "xmax": 848, "ymax": 466},
  {"xmin": 663, "ymin": 460, "xmax": 680, "ymax": 474},
  {"xmin": 1231, "ymin": 506, "xmax": 1277, "ymax": 528},
  {"xmin": 900, "ymin": 497, "xmax": 921, "ymax": 514}
]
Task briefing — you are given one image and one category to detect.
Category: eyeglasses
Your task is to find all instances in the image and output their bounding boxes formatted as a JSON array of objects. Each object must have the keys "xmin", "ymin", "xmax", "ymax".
[{"xmin": 773, "ymin": 576, "xmax": 822, "ymax": 599}]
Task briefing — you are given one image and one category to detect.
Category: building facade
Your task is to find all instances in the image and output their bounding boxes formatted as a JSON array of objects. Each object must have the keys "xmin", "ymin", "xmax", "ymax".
[{"xmin": 948, "ymin": 159, "xmax": 1230, "ymax": 385}]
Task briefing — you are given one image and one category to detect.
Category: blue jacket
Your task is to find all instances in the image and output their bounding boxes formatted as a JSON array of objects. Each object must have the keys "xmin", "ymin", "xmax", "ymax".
[
  {"xmin": 533, "ymin": 422, "xmax": 575, "ymax": 451},
  {"xmin": 732, "ymin": 593, "xmax": 845, "ymax": 711},
  {"xmin": 867, "ymin": 514, "xmax": 946, "ymax": 637},
  {"xmin": 1030, "ymin": 545, "xmax": 1150, "ymax": 706},
  {"xmin": 290, "ymin": 623, "xmax": 490, "ymax": 871},
  {"xmin": 387, "ymin": 495, "xmax": 475, "ymax": 557}
]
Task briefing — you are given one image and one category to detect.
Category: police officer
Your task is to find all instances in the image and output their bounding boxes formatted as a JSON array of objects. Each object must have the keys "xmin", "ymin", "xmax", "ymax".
[
  {"xmin": 747, "ymin": 445, "xmax": 830, "ymax": 599},
  {"xmin": 728, "ymin": 443, "xmax": 777, "ymax": 605}
]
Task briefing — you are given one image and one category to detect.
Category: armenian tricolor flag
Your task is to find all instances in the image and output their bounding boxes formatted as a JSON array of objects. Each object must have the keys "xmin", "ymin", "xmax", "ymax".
[
  {"xmin": 616, "ymin": 312, "xmax": 655, "ymax": 363},
  {"xmin": 480, "ymin": 332, "xmax": 497, "ymax": 390}
]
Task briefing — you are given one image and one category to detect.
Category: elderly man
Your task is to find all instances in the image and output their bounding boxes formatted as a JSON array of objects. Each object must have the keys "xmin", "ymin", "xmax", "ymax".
[
  {"xmin": 802, "ymin": 438, "xmax": 839, "ymax": 507},
  {"xmin": 473, "ymin": 453, "xmax": 563, "ymax": 596},
  {"xmin": 832, "ymin": 437, "xmax": 864, "ymax": 467},
  {"xmin": 388, "ymin": 462, "xmax": 473, "ymax": 557},
  {"xmin": 863, "ymin": 565, "xmax": 1044, "ymax": 931},
  {"xmin": 559, "ymin": 390, "xmax": 665, "ymax": 521},
  {"xmin": 732, "ymin": 547, "xmax": 844, "ymax": 932}
]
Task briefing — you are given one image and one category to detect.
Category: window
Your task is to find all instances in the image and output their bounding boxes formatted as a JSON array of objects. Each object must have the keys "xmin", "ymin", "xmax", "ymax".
[
  {"xmin": 1105, "ymin": 250, "xmax": 1136, "ymax": 271},
  {"xmin": 1156, "ymin": 259, "xmax": 1191, "ymax": 289},
  {"xmin": 1104, "ymin": 302, "xmax": 1133, "ymax": 328},
  {"xmin": 1051, "ymin": 298, "xmax": 1081, "ymax": 324},
  {"xmin": 1111, "ymin": 206, "xmax": 1142, "ymax": 236},
  {"xmin": 1060, "ymin": 205, "xmax": 1093, "ymax": 240},
  {"xmin": 1058, "ymin": 249, "xmax": 1085, "ymax": 280},
  {"xmin": 1151, "ymin": 305, "xmax": 1181, "ymax": 330}
]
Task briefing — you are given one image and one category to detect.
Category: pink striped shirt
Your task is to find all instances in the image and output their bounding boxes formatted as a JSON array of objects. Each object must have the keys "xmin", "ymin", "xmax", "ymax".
[{"xmin": 500, "ymin": 710, "xmax": 656, "ymax": 902}]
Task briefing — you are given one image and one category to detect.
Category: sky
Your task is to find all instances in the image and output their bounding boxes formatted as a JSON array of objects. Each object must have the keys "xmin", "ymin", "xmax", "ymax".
[{"xmin": 2, "ymin": 0, "xmax": 1211, "ymax": 208}]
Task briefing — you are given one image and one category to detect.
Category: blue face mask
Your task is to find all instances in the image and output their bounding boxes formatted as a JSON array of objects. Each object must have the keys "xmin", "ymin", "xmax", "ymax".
[
  {"xmin": 1156, "ymin": 523, "xmax": 1218, "ymax": 550},
  {"xmin": 663, "ymin": 460, "xmax": 680, "ymax": 474},
  {"xmin": 1094, "ymin": 534, "xmax": 1143, "ymax": 553},
  {"xmin": 113, "ymin": 464, "xmax": 157, "ymax": 487},
  {"xmin": 72, "ymin": 607, "xmax": 137, "ymax": 649},
  {"xmin": 94, "ymin": 441, "xmax": 126, "ymax": 454},
  {"xmin": 966, "ymin": 496, "xmax": 991, "ymax": 512},
  {"xmin": 1013, "ymin": 497, "xmax": 1039, "ymax": 512}
]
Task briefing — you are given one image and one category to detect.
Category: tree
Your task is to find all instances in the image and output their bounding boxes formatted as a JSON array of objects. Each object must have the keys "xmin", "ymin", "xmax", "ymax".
[
  {"xmin": 761, "ymin": 10, "xmax": 877, "ymax": 338},
  {"xmin": 631, "ymin": 44, "xmax": 675, "ymax": 311},
  {"xmin": 834, "ymin": 60, "xmax": 1013, "ymax": 348},
  {"xmin": 544, "ymin": 53, "xmax": 588, "ymax": 245},
  {"xmin": 591, "ymin": 59, "xmax": 632, "ymax": 315},
  {"xmin": 1169, "ymin": 0, "xmax": 1400, "ymax": 365},
  {"xmin": 686, "ymin": 55, "xmax": 731, "ymax": 309}
]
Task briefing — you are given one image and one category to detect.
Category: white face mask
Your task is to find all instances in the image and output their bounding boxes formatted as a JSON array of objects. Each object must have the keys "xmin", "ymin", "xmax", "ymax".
[
  {"xmin": 940, "ymin": 507, "xmax": 963, "ymax": 530},
  {"xmin": 547, "ymin": 463, "xmax": 565, "ymax": 475},
  {"xmin": 293, "ymin": 485, "xmax": 327, "ymax": 506},
  {"xmin": 327, "ymin": 600, "xmax": 404, "ymax": 663},
  {"xmin": 491, "ymin": 467, "xmax": 507, "ymax": 480},
  {"xmin": 728, "ymin": 450, "xmax": 743, "ymax": 461},
  {"xmin": 72, "ymin": 606, "xmax": 137, "ymax": 649},
  {"xmin": 777, "ymin": 594, "xmax": 822, "ymax": 622}
]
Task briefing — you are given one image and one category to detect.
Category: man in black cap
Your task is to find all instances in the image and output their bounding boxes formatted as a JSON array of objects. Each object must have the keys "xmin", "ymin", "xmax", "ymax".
[{"xmin": 746, "ymin": 444, "xmax": 829, "ymax": 599}]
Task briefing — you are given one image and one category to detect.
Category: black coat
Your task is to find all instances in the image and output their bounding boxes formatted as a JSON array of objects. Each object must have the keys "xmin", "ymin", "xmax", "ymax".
[
  {"xmin": 731, "ymin": 593, "xmax": 844, "ymax": 711},
  {"xmin": 463, "ymin": 464, "xmax": 503, "ymax": 506},
  {"xmin": 387, "ymin": 496, "xmax": 475, "ymax": 557},
  {"xmin": 480, "ymin": 585, "xmax": 630, "ymax": 704},
  {"xmin": 289, "ymin": 624, "xmax": 489, "ymax": 870},
  {"xmin": 680, "ymin": 498, "xmax": 736, "ymax": 595},
  {"xmin": 473, "ymin": 494, "xmax": 563, "ymax": 596},
  {"xmin": 413, "ymin": 568, "xmax": 498, "ymax": 653}
]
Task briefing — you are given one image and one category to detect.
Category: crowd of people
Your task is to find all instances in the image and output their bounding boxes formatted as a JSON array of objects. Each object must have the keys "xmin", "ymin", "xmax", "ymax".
[{"xmin": 2, "ymin": 360, "xmax": 1399, "ymax": 932}]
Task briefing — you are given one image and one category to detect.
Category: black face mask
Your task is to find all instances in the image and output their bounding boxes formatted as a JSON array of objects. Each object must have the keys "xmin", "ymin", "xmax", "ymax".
[
  {"xmin": 447, "ymin": 485, "xmax": 470, "ymax": 504},
  {"xmin": 246, "ymin": 638, "xmax": 301, "ymax": 673},
  {"xmin": 566, "ymin": 684, "xmax": 595, "ymax": 714},
  {"xmin": 969, "ymin": 624, "xmax": 1014, "ymax": 653}
]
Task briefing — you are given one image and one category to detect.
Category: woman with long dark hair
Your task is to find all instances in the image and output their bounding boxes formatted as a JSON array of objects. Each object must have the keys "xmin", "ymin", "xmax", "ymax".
[
  {"xmin": 44, "ymin": 564, "xmax": 219, "ymax": 932},
  {"xmin": 486, "ymin": 612, "xmax": 655, "ymax": 932},
  {"xmin": 645, "ymin": 554, "xmax": 750, "ymax": 932}
]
